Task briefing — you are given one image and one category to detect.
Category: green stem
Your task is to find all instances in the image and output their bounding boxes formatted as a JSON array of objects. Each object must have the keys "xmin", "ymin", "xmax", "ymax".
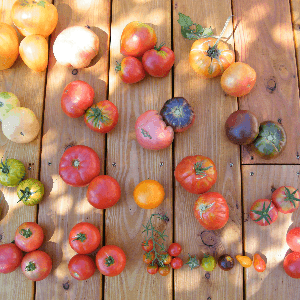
[
  {"xmin": 105, "ymin": 256, "xmax": 115, "ymax": 267},
  {"xmin": 19, "ymin": 228, "xmax": 32, "ymax": 238},
  {"xmin": 25, "ymin": 261, "xmax": 36, "ymax": 272},
  {"xmin": 154, "ymin": 42, "xmax": 165, "ymax": 51},
  {"xmin": 72, "ymin": 159, "xmax": 80, "ymax": 168},
  {"xmin": 73, "ymin": 233, "xmax": 87, "ymax": 242}
]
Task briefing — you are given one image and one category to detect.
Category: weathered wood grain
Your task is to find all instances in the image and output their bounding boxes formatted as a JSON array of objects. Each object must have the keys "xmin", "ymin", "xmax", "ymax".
[
  {"xmin": 37, "ymin": 0, "xmax": 110, "ymax": 299},
  {"xmin": 107, "ymin": 0, "xmax": 173, "ymax": 299},
  {"xmin": 242, "ymin": 165, "xmax": 300, "ymax": 299},
  {"xmin": 173, "ymin": 1, "xmax": 243, "ymax": 299},
  {"xmin": 291, "ymin": 0, "xmax": 300, "ymax": 85}
]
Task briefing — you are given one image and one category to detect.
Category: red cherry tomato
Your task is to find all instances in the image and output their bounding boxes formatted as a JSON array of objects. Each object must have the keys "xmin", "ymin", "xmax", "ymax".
[
  {"xmin": 147, "ymin": 263, "xmax": 158, "ymax": 274},
  {"xmin": 168, "ymin": 243, "xmax": 182, "ymax": 257},
  {"xmin": 68, "ymin": 254, "xmax": 96, "ymax": 280},
  {"xmin": 0, "ymin": 243, "xmax": 23, "ymax": 274},
  {"xmin": 141, "ymin": 239, "xmax": 154, "ymax": 252},
  {"xmin": 283, "ymin": 251, "xmax": 300, "ymax": 278},
  {"xmin": 250, "ymin": 199, "xmax": 278, "ymax": 226},
  {"xmin": 272, "ymin": 186, "xmax": 300, "ymax": 214},
  {"xmin": 143, "ymin": 251, "xmax": 155, "ymax": 264},
  {"xmin": 158, "ymin": 264, "xmax": 170, "ymax": 276},
  {"xmin": 286, "ymin": 227, "xmax": 300, "ymax": 252},
  {"xmin": 170, "ymin": 257, "xmax": 183, "ymax": 269}
]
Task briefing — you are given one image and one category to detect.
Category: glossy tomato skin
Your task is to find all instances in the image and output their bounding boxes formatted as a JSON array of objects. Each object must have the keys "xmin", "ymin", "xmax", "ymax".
[
  {"xmin": 59, "ymin": 145, "xmax": 101, "ymax": 187},
  {"xmin": 194, "ymin": 192, "xmax": 229, "ymax": 230},
  {"xmin": 147, "ymin": 263, "xmax": 158, "ymax": 274},
  {"xmin": 250, "ymin": 199, "xmax": 278, "ymax": 226},
  {"xmin": 0, "ymin": 158, "xmax": 26, "ymax": 187},
  {"xmin": 160, "ymin": 97, "xmax": 195, "ymax": 133},
  {"xmin": 253, "ymin": 253, "xmax": 266, "ymax": 272},
  {"xmin": 286, "ymin": 228, "xmax": 300, "ymax": 252},
  {"xmin": 0, "ymin": 243, "xmax": 23, "ymax": 274},
  {"xmin": 142, "ymin": 45, "xmax": 175, "ymax": 77},
  {"xmin": 21, "ymin": 250, "xmax": 52, "ymax": 281},
  {"xmin": 143, "ymin": 251, "xmax": 155, "ymax": 264},
  {"xmin": 158, "ymin": 265, "xmax": 170, "ymax": 276},
  {"xmin": 272, "ymin": 186, "xmax": 300, "ymax": 214},
  {"xmin": 116, "ymin": 56, "xmax": 145, "ymax": 84},
  {"xmin": 61, "ymin": 80, "xmax": 94, "ymax": 118},
  {"xmin": 15, "ymin": 222, "xmax": 44, "ymax": 252},
  {"xmin": 69, "ymin": 222, "xmax": 101, "ymax": 254},
  {"xmin": 120, "ymin": 21, "xmax": 157, "ymax": 57},
  {"xmin": 170, "ymin": 257, "xmax": 183, "ymax": 269},
  {"xmin": 189, "ymin": 37, "xmax": 235, "ymax": 78},
  {"xmin": 142, "ymin": 239, "xmax": 154, "ymax": 252},
  {"xmin": 175, "ymin": 155, "xmax": 217, "ymax": 194},
  {"xmin": 68, "ymin": 254, "xmax": 96, "ymax": 280},
  {"xmin": 168, "ymin": 243, "xmax": 182, "ymax": 257},
  {"xmin": 96, "ymin": 245, "xmax": 126, "ymax": 276},
  {"xmin": 84, "ymin": 100, "xmax": 119, "ymax": 133},
  {"xmin": 283, "ymin": 251, "xmax": 300, "ymax": 278}
]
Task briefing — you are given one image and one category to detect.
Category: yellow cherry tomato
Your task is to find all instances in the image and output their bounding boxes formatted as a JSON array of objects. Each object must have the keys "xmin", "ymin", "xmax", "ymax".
[{"xmin": 236, "ymin": 255, "xmax": 252, "ymax": 268}]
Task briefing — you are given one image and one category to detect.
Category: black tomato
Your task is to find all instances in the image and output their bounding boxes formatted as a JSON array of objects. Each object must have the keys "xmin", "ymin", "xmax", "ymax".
[
  {"xmin": 218, "ymin": 254, "xmax": 234, "ymax": 271},
  {"xmin": 160, "ymin": 97, "xmax": 195, "ymax": 132},
  {"xmin": 225, "ymin": 110, "xmax": 259, "ymax": 145}
]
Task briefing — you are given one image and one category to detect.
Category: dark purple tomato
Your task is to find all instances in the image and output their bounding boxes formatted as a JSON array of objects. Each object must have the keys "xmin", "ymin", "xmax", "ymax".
[
  {"xmin": 160, "ymin": 97, "xmax": 195, "ymax": 132},
  {"xmin": 225, "ymin": 110, "xmax": 259, "ymax": 145},
  {"xmin": 218, "ymin": 254, "xmax": 235, "ymax": 271}
]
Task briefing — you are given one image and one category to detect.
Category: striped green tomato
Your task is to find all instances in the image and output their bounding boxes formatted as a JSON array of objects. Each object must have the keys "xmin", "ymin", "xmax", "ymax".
[{"xmin": 17, "ymin": 178, "xmax": 44, "ymax": 206}]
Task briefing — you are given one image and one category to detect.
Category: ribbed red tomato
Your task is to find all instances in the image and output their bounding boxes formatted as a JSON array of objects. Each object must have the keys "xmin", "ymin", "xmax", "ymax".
[{"xmin": 250, "ymin": 199, "xmax": 278, "ymax": 226}]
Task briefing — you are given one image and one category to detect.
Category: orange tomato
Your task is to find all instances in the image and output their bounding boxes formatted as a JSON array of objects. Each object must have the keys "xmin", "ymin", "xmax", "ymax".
[
  {"xmin": 236, "ymin": 255, "xmax": 252, "ymax": 268},
  {"xmin": 0, "ymin": 22, "xmax": 19, "ymax": 70},
  {"xmin": 189, "ymin": 37, "xmax": 235, "ymax": 78},
  {"xmin": 19, "ymin": 35, "xmax": 48, "ymax": 72},
  {"xmin": 253, "ymin": 253, "xmax": 266, "ymax": 272},
  {"xmin": 133, "ymin": 179, "xmax": 165, "ymax": 209}
]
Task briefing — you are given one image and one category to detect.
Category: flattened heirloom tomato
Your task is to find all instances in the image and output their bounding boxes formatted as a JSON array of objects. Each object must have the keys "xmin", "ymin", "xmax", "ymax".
[
  {"xmin": 189, "ymin": 37, "xmax": 235, "ymax": 78},
  {"xmin": 194, "ymin": 192, "xmax": 229, "ymax": 230},
  {"xmin": 96, "ymin": 245, "xmax": 126, "ymax": 276},
  {"xmin": 17, "ymin": 178, "xmax": 45, "ymax": 206},
  {"xmin": 250, "ymin": 199, "xmax": 278, "ymax": 226},
  {"xmin": 174, "ymin": 155, "xmax": 217, "ymax": 194},
  {"xmin": 0, "ymin": 158, "xmax": 26, "ymax": 187},
  {"xmin": 68, "ymin": 254, "xmax": 96, "ymax": 280},
  {"xmin": 84, "ymin": 100, "xmax": 119, "ymax": 133},
  {"xmin": 253, "ymin": 253, "xmax": 266, "ymax": 272},
  {"xmin": 59, "ymin": 145, "xmax": 101, "ymax": 187},
  {"xmin": 271, "ymin": 186, "xmax": 300, "ymax": 214},
  {"xmin": 286, "ymin": 227, "xmax": 300, "ymax": 252},
  {"xmin": 0, "ymin": 243, "xmax": 23, "ymax": 274},
  {"xmin": 69, "ymin": 222, "xmax": 101, "ymax": 254},
  {"xmin": 283, "ymin": 251, "xmax": 300, "ymax": 279}
]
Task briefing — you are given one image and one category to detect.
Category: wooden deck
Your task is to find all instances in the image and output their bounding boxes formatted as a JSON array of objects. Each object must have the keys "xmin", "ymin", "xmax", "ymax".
[{"xmin": 1, "ymin": 0, "xmax": 300, "ymax": 299}]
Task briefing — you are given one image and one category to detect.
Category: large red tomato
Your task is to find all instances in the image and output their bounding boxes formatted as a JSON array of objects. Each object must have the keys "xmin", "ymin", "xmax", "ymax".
[
  {"xmin": 250, "ymin": 199, "xmax": 278, "ymax": 226},
  {"xmin": 175, "ymin": 155, "xmax": 217, "ymax": 194},
  {"xmin": 194, "ymin": 192, "xmax": 229, "ymax": 230},
  {"xmin": 115, "ymin": 57, "xmax": 145, "ymax": 84},
  {"xmin": 96, "ymin": 245, "xmax": 126, "ymax": 276},
  {"xmin": 69, "ymin": 222, "xmax": 101, "ymax": 254},
  {"xmin": 135, "ymin": 110, "xmax": 174, "ymax": 150},
  {"xmin": 283, "ymin": 251, "xmax": 300, "ymax": 279},
  {"xmin": 86, "ymin": 175, "xmax": 121, "ymax": 209},
  {"xmin": 61, "ymin": 80, "xmax": 94, "ymax": 118},
  {"xmin": 272, "ymin": 186, "xmax": 300, "ymax": 214},
  {"xmin": 84, "ymin": 100, "xmax": 119, "ymax": 133},
  {"xmin": 59, "ymin": 145, "xmax": 101, "ymax": 187},
  {"xmin": 120, "ymin": 21, "xmax": 157, "ymax": 57},
  {"xmin": 286, "ymin": 228, "xmax": 300, "ymax": 252},
  {"xmin": 68, "ymin": 254, "xmax": 96, "ymax": 280},
  {"xmin": 0, "ymin": 243, "xmax": 23, "ymax": 274}
]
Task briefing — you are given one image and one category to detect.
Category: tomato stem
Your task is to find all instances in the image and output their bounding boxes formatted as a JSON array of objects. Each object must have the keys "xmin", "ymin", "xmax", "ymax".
[
  {"xmin": 19, "ymin": 228, "xmax": 32, "ymax": 238},
  {"xmin": 105, "ymin": 256, "xmax": 115, "ymax": 267},
  {"xmin": 211, "ymin": 15, "xmax": 233, "ymax": 49},
  {"xmin": 194, "ymin": 161, "xmax": 212, "ymax": 177},
  {"xmin": 72, "ymin": 159, "xmax": 80, "ymax": 168},
  {"xmin": 0, "ymin": 158, "xmax": 10, "ymax": 174},
  {"xmin": 73, "ymin": 233, "xmax": 87, "ymax": 242},
  {"xmin": 115, "ymin": 61, "xmax": 121, "ymax": 72},
  {"xmin": 25, "ymin": 261, "xmax": 36, "ymax": 272},
  {"xmin": 17, "ymin": 187, "xmax": 35, "ymax": 203},
  {"xmin": 154, "ymin": 42, "xmax": 165, "ymax": 51},
  {"xmin": 284, "ymin": 187, "xmax": 300, "ymax": 208}
]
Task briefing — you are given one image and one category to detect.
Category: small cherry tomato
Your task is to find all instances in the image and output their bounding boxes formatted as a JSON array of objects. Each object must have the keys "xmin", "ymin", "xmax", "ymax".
[
  {"xmin": 143, "ymin": 251, "xmax": 155, "ymax": 264},
  {"xmin": 253, "ymin": 253, "xmax": 266, "ymax": 272},
  {"xmin": 170, "ymin": 257, "xmax": 183, "ymax": 269},
  {"xmin": 168, "ymin": 243, "xmax": 182, "ymax": 257},
  {"xmin": 201, "ymin": 254, "xmax": 216, "ymax": 271},
  {"xmin": 218, "ymin": 254, "xmax": 235, "ymax": 271},
  {"xmin": 162, "ymin": 252, "xmax": 172, "ymax": 265},
  {"xmin": 147, "ymin": 263, "xmax": 158, "ymax": 275},
  {"xmin": 236, "ymin": 255, "xmax": 252, "ymax": 268},
  {"xmin": 141, "ymin": 239, "xmax": 154, "ymax": 252},
  {"xmin": 68, "ymin": 254, "xmax": 96, "ymax": 280},
  {"xmin": 158, "ymin": 264, "xmax": 170, "ymax": 276}
]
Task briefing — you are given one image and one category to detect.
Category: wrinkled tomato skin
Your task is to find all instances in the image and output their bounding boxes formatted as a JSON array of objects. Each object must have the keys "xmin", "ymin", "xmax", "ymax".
[
  {"xmin": 116, "ymin": 56, "xmax": 145, "ymax": 84},
  {"xmin": 194, "ymin": 192, "xmax": 229, "ymax": 230},
  {"xmin": 286, "ymin": 228, "xmax": 300, "ymax": 252},
  {"xmin": 168, "ymin": 243, "xmax": 182, "ymax": 257},
  {"xmin": 147, "ymin": 263, "xmax": 158, "ymax": 274},
  {"xmin": 249, "ymin": 199, "xmax": 278, "ymax": 226},
  {"xmin": 59, "ymin": 145, "xmax": 101, "ymax": 187},
  {"xmin": 68, "ymin": 254, "xmax": 96, "ymax": 280},
  {"xmin": 0, "ymin": 243, "xmax": 23, "ymax": 274},
  {"xmin": 175, "ymin": 155, "xmax": 217, "ymax": 194},
  {"xmin": 61, "ymin": 80, "xmax": 94, "ymax": 118},
  {"xmin": 272, "ymin": 186, "xmax": 300, "ymax": 214},
  {"xmin": 170, "ymin": 257, "xmax": 183, "ymax": 269},
  {"xmin": 283, "ymin": 251, "xmax": 300, "ymax": 279}
]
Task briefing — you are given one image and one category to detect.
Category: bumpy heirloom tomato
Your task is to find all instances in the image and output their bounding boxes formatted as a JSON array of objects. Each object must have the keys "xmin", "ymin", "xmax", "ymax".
[
  {"xmin": 175, "ymin": 155, "xmax": 217, "ymax": 194},
  {"xmin": 0, "ymin": 92, "xmax": 20, "ymax": 122},
  {"xmin": 96, "ymin": 245, "xmax": 126, "ymax": 276},
  {"xmin": 135, "ymin": 110, "xmax": 174, "ymax": 150},
  {"xmin": 272, "ymin": 186, "xmax": 300, "ymax": 214},
  {"xmin": 253, "ymin": 253, "xmax": 266, "ymax": 272},
  {"xmin": 84, "ymin": 100, "xmax": 119, "ymax": 133},
  {"xmin": 68, "ymin": 254, "xmax": 96, "ymax": 280},
  {"xmin": 0, "ymin": 243, "xmax": 23, "ymax": 274},
  {"xmin": 286, "ymin": 228, "xmax": 300, "ymax": 252},
  {"xmin": 250, "ymin": 199, "xmax": 278, "ymax": 226},
  {"xmin": 0, "ymin": 158, "xmax": 26, "ymax": 187},
  {"xmin": 194, "ymin": 192, "xmax": 229, "ymax": 230},
  {"xmin": 17, "ymin": 178, "xmax": 45, "ymax": 206},
  {"xmin": 236, "ymin": 255, "xmax": 252, "ymax": 268},
  {"xmin": 189, "ymin": 37, "xmax": 235, "ymax": 78},
  {"xmin": 59, "ymin": 145, "xmax": 101, "ymax": 187},
  {"xmin": 283, "ymin": 251, "xmax": 300, "ymax": 279},
  {"xmin": 120, "ymin": 21, "xmax": 157, "ymax": 57}
]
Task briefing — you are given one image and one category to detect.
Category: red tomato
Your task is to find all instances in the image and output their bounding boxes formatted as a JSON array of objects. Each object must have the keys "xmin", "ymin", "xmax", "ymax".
[
  {"xmin": 120, "ymin": 21, "xmax": 157, "ymax": 57},
  {"xmin": 15, "ymin": 222, "xmax": 44, "ymax": 252},
  {"xmin": 68, "ymin": 254, "xmax": 96, "ymax": 280},
  {"xmin": 250, "ymin": 199, "xmax": 278, "ymax": 226},
  {"xmin": 162, "ymin": 252, "xmax": 172, "ymax": 265},
  {"xmin": 96, "ymin": 245, "xmax": 126, "ymax": 276},
  {"xmin": 170, "ymin": 257, "xmax": 183, "ymax": 269},
  {"xmin": 168, "ymin": 243, "xmax": 182, "ymax": 257},
  {"xmin": 194, "ymin": 192, "xmax": 229, "ymax": 230},
  {"xmin": 283, "ymin": 251, "xmax": 300, "ymax": 278},
  {"xmin": 147, "ymin": 263, "xmax": 158, "ymax": 274},
  {"xmin": 0, "ymin": 243, "xmax": 23, "ymax": 274},
  {"xmin": 175, "ymin": 155, "xmax": 217, "ymax": 194},
  {"xmin": 142, "ymin": 239, "xmax": 154, "ymax": 252},
  {"xmin": 272, "ymin": 186, "xmax": 300, "ymax": 214},
  {"xmin": 61, "ymin": 80, "xmax": 94, "ymax": 118},
  {"xmin": 143, "ymin": 251, "xmax": 155, "ymax": 264},
  {"xmin": 286, "ymin": 228, "xmax": 300, "ymax": 252},
  {"xmin": 158, "ymin": 264, "xmax": 170, "ymax": 276},
  {"xmin": 115, "ymin": 56, "xmax": 145, "ymax": 84},
  {"xmin": 253, "ymin": 253, "xmax": 266, "ymax": 272},
  {"xmin": 59, "ymin": 145, "xmax": 101, "ymax": 187},
  {"xmin": 84, "ymin": 100, "xmax": 119, "ymax": 133},
  {"xmin": 86, "ymin": 175, "xmax": 121, "ymax": 209},
  {"xmin": 21, "ymin": 250, "xmax": 52, "ymax": 281},
  {"xmin": 69, "ymin": 222, "xmax": 101, "ymax": 254},
  {"xmin": 142, "ymin": 44, "xmax": 175, "ymax": 77}
]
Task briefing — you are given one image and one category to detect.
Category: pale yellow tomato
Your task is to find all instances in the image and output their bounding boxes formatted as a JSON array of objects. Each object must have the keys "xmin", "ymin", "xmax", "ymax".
[{"xmin": 0, "ymin": 92, "xmax": 20, "ymax": 122}]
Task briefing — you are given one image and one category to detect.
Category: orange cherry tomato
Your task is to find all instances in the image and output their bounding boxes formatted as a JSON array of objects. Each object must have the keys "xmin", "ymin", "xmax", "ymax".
[
  {"xmin": 143, "ymin": 251, "xmax": 155, "ymax": 264},
  {"xmin": 141, "ymin": 239, "xmax": 154, "ymax": 252},
  {"xmin": 236, "ymin": 255, "xmax": 252, "ymax": 268},
  {"xmin": 158, "ymin": 264, "xmax": 170, "ymax": 276},
  {"xmin": 253, "ymin": 253, "xmax": 266, "ymax": 272}
]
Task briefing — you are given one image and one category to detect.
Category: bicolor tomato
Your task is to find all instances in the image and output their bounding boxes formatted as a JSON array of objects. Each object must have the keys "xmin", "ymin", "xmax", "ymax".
[
  {"xmin": 250, "ymin": 199, "xmax": 278, "ymax": 226},
  {"xmin": 272, "ymin": 186, "xmax": 300, "ymax": 214}
]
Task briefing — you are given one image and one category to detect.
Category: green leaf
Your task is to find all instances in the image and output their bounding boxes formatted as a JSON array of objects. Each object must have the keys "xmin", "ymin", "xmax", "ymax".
[
  {"xmin": 0, "ymin": 92, "xmax": 11, "ymax": 99},
  {"xmin": 177, "ymin": 13, "xmax": 193, "ymax": 28},
  {"xmin": 37, "ymin": 0, "xmax": 46, "ymax": 8},
  {"xmin": 202, "ymin": 27, "xmax": 214, "ymax": 37}
]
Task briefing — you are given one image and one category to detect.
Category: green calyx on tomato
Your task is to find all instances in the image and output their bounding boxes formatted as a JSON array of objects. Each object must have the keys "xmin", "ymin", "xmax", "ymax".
[
  {"xmin": 17, "ymin": 178, "xmax": 45, "ymax": 206},
  {"xmin": 197, "ymin": 202, "xmax": 215, "ymax": 219},
  {"xmin": 185, "ymin": 253, "xmax": 200, "ymax": 270},
  {"xmin": 251, "ymin": 201, "xmax": 273, "ymax": 225},
  {"xmin": 72, "ymin": 159, "xmax": 80, "ymax": 168},
  {"xmin": 105, "ymin": 256, "xmax": 115, "ymax": 267},
  {"xmin": 19, "ymin": 228, "xmax": 33, "ymax": 238},
  {"xmin": 194, "ymin": 161, "xmax": 212, "ymax": 177},
  {"xmin": 73, "ymin": 233, "xmax": 87, "ymax": 243},
  {"xmin": 25, "ymin": 261, "xmax": 36, "ymax": 272},
  {"xmin": 283, "ymin": 187, "xmax": 300, "ymax": 208},
  {"xmin": 17, "ymin": 187, "xmax": 36, "ymax": 203},
  {"xmin": 0, "ymin": 158, "xmax": 26, "ymax": 187},
  {"xmin": 154, "ymin": 42, "xmax": 165, "ymax": 52},
  {"xmin": 85, "ymin": 107, "xmax": 111, "ymax": 129},
  {"xmin": 140, "ymin": 128, "xmax": 152, "ymax": 139}
]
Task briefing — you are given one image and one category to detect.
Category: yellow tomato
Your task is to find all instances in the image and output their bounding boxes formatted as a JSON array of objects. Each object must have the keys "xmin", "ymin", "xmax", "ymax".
[
  {"xmin": 0, "ymin": 92, "xmax": 20, "ymax": 122},
  {"xmin": 236, "ymin": 255, "xmax": 252, "ymax": 268},
  {"xmin": 133, "ymin": 179, "xmax": 165, "ymax": 209}
]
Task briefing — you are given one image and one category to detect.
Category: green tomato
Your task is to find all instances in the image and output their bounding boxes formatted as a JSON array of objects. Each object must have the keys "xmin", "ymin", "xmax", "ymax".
[
  {"xmin": 201, "ymin": 254, "xmax": 216, "ymax": 271},
  {"xmin": 0, "ymin": 92, "xmax": 20, "ymax": 122},
  {"xmin": 0, "ymin": 158, "xmax": 26, "ymax": 187},
  {"xmin": 17, "ymin": 178, "xmax": 44, "ymax": 206}
]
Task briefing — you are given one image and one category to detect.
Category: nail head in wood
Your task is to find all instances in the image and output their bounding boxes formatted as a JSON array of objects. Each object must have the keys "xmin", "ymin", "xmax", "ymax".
[
  {"xmin": 63, "ymin": 282, "xmax": 70, "ymax": 290},
  {"xmin": 250, "ymin": 172, "xmax": 254, "ymax": 176},
  {"xmin": 160, "ymin": 162, "xmax": 164, "ymax": 167},
  {"xmin": 112, "ymin": 162, "xmax": 117, "ymax": 167},
  {"xmin": 229, "ymin": 163, "xmax": 233, "ymax": 167},
  {"xmin": 48, "ymin": 162, "xmax": 52, "ymax": 166},
  {"xmin": 205, "ymin": 272, "xmax": 210, "ymax": 279}
]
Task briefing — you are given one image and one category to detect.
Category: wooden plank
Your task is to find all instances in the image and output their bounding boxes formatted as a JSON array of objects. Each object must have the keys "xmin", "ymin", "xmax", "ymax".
[
  {"xmin": 107, "ymin": 1, "xmax": 173, "ymax": 299},
  {"xmin": 231, "ymin": 0, "xmax": 300, "ymax": 164},
  {"xmin": 243, "ymin": 165, "xmax": 300, "ymax": 299},
  {"xmin": 36, "ymin": 0, "xmax": 110, "ymax": 299},
  {"xmin": 291, "ymin": 0, "xmax": 300, "ymax": 85},
  {"xmin": 173, "ymin": 1, "xmax": 243, "ymax": 300}
]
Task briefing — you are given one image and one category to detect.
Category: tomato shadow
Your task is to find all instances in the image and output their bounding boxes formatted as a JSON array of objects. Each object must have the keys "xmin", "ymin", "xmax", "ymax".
[{"xmin": 39, "ymin": 241, "xmax": 63, "ymax": 272}]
